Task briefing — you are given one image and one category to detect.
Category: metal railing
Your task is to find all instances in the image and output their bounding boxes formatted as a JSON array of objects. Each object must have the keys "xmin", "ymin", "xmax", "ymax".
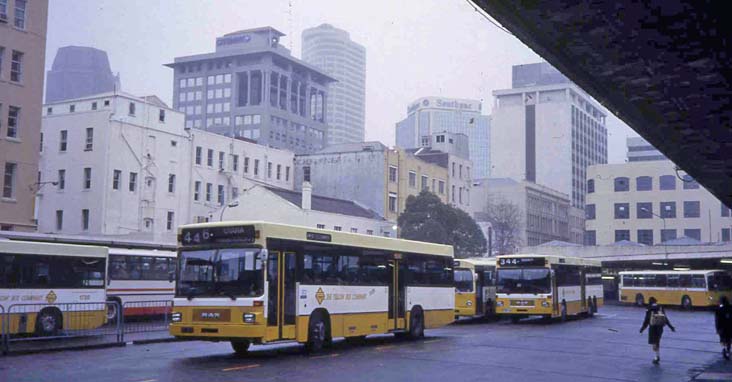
[{"xmin": 1, "ymin": 300, "xmax": 175, "ymax": 354}]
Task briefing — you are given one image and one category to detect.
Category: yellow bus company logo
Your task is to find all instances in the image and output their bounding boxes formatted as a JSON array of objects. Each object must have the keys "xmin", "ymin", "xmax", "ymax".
[
  {"xmin": 200, "ymin": 312, "xmax": 221, "ymax": 320},
  {"xmin": 46, "ymin": 291, "xmax": 57, "ymax": 304},
  {"xmin": 315, "ymin": 288, "xmax": 325, "ymax": 305}
]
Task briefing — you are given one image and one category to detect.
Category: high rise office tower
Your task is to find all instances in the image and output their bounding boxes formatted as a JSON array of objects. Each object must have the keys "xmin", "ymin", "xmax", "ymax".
[
  {"xmin": 302, "ymin": 24, "xmax": 366, "ymax": 145},
  {"xmin": 46, "ymin": 46, "xmax": 121, "ymax": 103}
]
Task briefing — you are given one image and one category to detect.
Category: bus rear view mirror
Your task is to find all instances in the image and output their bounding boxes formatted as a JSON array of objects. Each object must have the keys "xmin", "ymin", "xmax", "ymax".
[{"xmin": 169, "ymin": 271, "xmax": 175, "ymax": 283}]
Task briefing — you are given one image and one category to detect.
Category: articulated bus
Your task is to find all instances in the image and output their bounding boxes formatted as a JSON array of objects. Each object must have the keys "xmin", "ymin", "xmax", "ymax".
[
  {"xmin": 0, "ymin": 240, "xmax": 108, "ymax": 335},
  {"xmin": 619, "ymin": 270, "xmax": 732, "ymax": 309},
  {"xmin": 454, "ymin": 258, "xmax": 496, "ymax": 319},
  {"xmin": 106, "ymin": 248, "xmax": 177, "ymax": 319},
  {"xmin": 495, "ymin": 254, "xmax": 603, "ymax": 322},
  {"xmin": 170, "ymin": 221, "xmax": 455, "ymax": 355}
]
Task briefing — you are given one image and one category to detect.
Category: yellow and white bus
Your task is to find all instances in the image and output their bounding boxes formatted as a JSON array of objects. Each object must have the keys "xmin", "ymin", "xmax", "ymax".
[
  {"xmin": 170, "ymin": 221, "xmax": 455, "ymax": 355},
  {"xmin": 619, "ymin": 270, "xmax": 732, "ymax": 309},
  {"xmin": 454, "ymin": 257, "xmax": 496, "ymax": 319},
  {"xmin": 0, "ymin": 240, "xmax": 108, "ymax": 335},
  {"xmin": 495, "ymin": 254, "xmax": 603, "ymax": 322}
]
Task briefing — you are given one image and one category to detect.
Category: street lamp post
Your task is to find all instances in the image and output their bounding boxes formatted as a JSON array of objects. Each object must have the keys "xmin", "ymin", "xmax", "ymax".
[
  {"xmin": 641, "ymin": 207, "xmax": 668, "ymax": 266},
  {"xmin": 220, "ymin": 200, "xmax": 240, "ymax": 221}
]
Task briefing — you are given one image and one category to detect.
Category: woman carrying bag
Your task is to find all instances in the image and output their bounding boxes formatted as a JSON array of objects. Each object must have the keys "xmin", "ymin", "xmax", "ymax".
[{"xmin": 640, "ymin": 297, "xmax": 676, "ymax": 364}]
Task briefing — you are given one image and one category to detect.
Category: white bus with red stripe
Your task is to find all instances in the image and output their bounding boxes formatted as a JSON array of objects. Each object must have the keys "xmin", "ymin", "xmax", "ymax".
[{"xmin": 106, "ymin": 248, "xmax": 177, "ymax": 318}]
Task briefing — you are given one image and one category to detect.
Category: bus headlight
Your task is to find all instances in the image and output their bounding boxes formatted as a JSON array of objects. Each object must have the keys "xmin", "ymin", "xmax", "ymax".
[
  {"xmin": 171, "ymin": 312, "xmax": 182, "ymax": 322},
  {"xmin": 243, "ymin": 313, "xmax": 256, "ymax": 323},
  {"xmin": 466, "ymin": 300, "xmax": 473, "ymax": 307},
  {"xmin": 496, "ymin": 301, "xmax": 504, "ymax": 307},
  {"xmin": 541, "ymin": 301, "xmax": 550, "ymax": 307}
]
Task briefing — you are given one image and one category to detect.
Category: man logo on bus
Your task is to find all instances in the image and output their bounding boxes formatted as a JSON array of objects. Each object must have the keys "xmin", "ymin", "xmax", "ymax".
[
  {"xmin": 46, "ymin": 291, "xmax": 57, "ymax": 304},
  {"xmin": 316, "ymin": 288, "xmax": 325, "ymax": 305}
]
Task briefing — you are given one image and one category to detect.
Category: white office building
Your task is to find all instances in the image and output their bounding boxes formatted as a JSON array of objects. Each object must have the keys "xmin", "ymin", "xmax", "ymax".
[
  {"xmin": 302, "ymin": 24, "xmax": 366, "ymax": 145},
  {"xmin": 490, "ymin": 62, "xmax": 608, "ymax": 209}
]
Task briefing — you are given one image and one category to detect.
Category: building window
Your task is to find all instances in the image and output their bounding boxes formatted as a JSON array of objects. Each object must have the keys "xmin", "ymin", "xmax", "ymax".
[
  {"xmin": 267, "ymin": 162, "xmax": 273, "ymax": 178},
  {"xmin": 57, "ymin": 169, "xmax": 65, "ymax": 190},
  {"xmin": 59, "ymin": 130, "xmax": 68, "ymax": 151},
  {"xmin": 244, "ymin": 157, "xmax": 250, "ymax": 173},
  {"xmin": 85, "ymin": 128, "xmax": 94, "ymax": 151},
  {"xmin": 334, "ymin": 226, "xmax": 342, "ymax": 231},
  {"xmin": 587, "ymin": 179, "xmax": 594, "ymax": 193},
  {"xmin": 104, "ymin": 100, "xmax": 110, "ymax": 107},
  {"xmin": 302, "ymin": 165, "xmax": 311, "ymax": 182},
  {"xmin": 614, "ymin": 203, "xmax": 629, "ymax": 219},
  {"xmin": 254, "ymin": 159, "xmax": 260, "ymax": 176},
  {"xmin": 722, "ymin": 203, "xmax": 731, "ymax": 217},
  {"xmin": 10, "ymin": 50, "xmax": 22, "ymax": 82},
  {"xmin": 46, "ymin": 107, "xmax": 52, "ymax": 115},
  {"xmin": 195, "ymin": 147, "xmax": 202, "ymax": 165},
  {"xmin": 69, "ymin": 104, "xmax": 75, "ymax": 113},
  {"xmin": 7, "ymin": 106, "xmax": 19, "ymax": 138},
  {"xmin": 660, "ymin": 202, "xmax": 676, "ymax": 218},
  {"xmin": 584, "ymin": 230, "xmax": 596, "ymax": 246},
  {"xmin": 2, "ymin": 162, "xmax": 16, "ymax": 199},
  {"xmin": 233, "ymin": 155, "xmax": 239, "ymax": 172},
  {"xmin": 206, "ymin": 183, "xmax": 212, "ymax": 202},
  {"xmin": 217, "ymin": 185, "xmax": 225, "ymax": 205},
  {"xmin": 317, "ymin": 224, "xmax": 325, "ymax": 229},
  {"xmin": 722, "ymin": 228, "xmax": 731, "ymax": 242},
  {"xmin": 585, "ymin": 204, "xmax": 595, "ymax": 220},
  {"xmin": 166, "ymin": 211, "xmax": 175, "ymax": 231},
  {"xmin": 408, "ymin": 171, "xmax": 416, "ymax": 188},
  {"xmin": 13, "ymin": 0, "xmax": 26, "ymax": 29},
  {"xmin": 614, "ymin": 230, "xmax": 630, "ymax": 242},
  {"xmin": 194, "ymin": 181, "xmax": 201, "ymax": 201},
  {"xmin": 421, "ymin": 175, "xmax": 428, "ymax": 191},
  {"xmin": 207, "ymin": 149, "xmax": 213, "ymax": 167},
  {"xmin": 159, "ymin": 109, "xmax": 166, "ymax": 123},
  {"xmin": 231, "ymin": 187, "xmax": 239, "ymax": 200},
  {"xmin": 91, "ymin": 102, "xmax": 97, "ymax": 110},
  {"xmin": 661, "ymin": 229, "xmax": 677, "ymax": 243},
  {"xmin": 684, "ymin": 229, "xmax": 701, "ymax": 241},
  {"xmin": 637, "ymin": 229, "xmax": 653, "ymax": 245},
  {"xmin": 636, "ymin": 176, "xmax": 652, "ymax": 191},
  {"xmin": 112, "ymin": 169, "xmax": 121, "ymax": 190},
  {"xmin": 682, "ymin": 175, "xmax": 700, "ymax": 189},
  {"xmin": 389, "ymin": 166, "xmax": 397, "ymax": 183},
  {"xmin": 276, "ymin": 164, "xmax": 282, "ymax": 180},
  {"xmin": 285, "ymin": 166, "xmax": 290, "ymax": 182},
  {"xmin": 82, "ymin": 209, "xmax": 90, "ymax": 231},
  {"xmin": 636, "ymin": 202, "xmax": 652, "ymax": 219},
  {"xmin": 129, "ymin": 172, "xmax": 137, "ymax": 192},
  {"xmin": 683, "ymin": 201, "xmax": 700, "ymax": 218},
  {"xmin": 659, "ymin": 175, "xmax": 676, "ymax": 190},
  {"xmin": 129, "ymin": 102, "xmax": 136, "ymax": 116},
  {"xmin": 613, "ymin": 177, "xmax": 629, "ymax": 192},
  {"xmin": 388, "ymin": 193, "xmax": 397, "ymax": 213},
  {"xmin": 168, "ymin": 174, "xmax": 176, "ymax": 193},
  {"xmin": 439, "ymin": 180, "xmax": 445, "ymax": 194},
  {"xmin": 55, "ymin": 210, "xmax": 64, "ymax": 231},
  {"xmin": 367, "ymin": 230, "xmax": 374, "ymax": 235},
  {"xmin": 218, "ymin": 152, "xmax": 225, "ymax": 170},
  {"xmin": 350, "ymin": 228, "xmax": 358, "ymax": 233},
  {"xmin": 83, "ymin": 168, "xmax": 92, "ymax": 189}
]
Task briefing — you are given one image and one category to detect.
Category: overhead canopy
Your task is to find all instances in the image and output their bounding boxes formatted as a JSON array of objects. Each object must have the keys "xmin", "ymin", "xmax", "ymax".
[{"xmin": 474, "ymin": 1, "xmax": 732, "ymax": 207}]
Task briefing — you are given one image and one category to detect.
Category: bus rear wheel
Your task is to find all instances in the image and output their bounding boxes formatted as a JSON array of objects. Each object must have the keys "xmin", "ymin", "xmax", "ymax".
[
  {"xmin": 681, "ymin": 295, "xmax": 692, "ymax": 310},
  {"xmin": 560, "ymin": 301, "xmax": 568, "ymax": 322},
  {"xmin": 587, "ymin": 298, "xmax": 595, "ymax": 317},
  {"xmin": 35, "ymin": 308, "xmax": 62, "ymax": 336},
  {"xmin": 231, "ymin": 340, "xmax": 250, "ymax": 356}
]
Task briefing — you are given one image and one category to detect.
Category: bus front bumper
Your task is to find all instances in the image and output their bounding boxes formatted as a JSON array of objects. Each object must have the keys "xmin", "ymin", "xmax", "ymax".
[
  {"xmin": 169, "ymin": 306, "xmax": 265, "ymax": 341},
  {"xmin": 495, "ymin": 298, "xmax": 553, "ymax": 316}
]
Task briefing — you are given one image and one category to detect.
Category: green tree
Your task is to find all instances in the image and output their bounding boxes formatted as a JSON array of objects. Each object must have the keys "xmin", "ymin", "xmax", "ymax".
[{"xmin": 397, "ymin": 190, "xmax": 487, "ymax": 258}]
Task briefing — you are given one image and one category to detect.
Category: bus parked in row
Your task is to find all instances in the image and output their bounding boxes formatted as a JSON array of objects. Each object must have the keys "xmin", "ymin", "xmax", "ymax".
[
  {"xmin": 0, "ymin": 240, "xmax": 108, "ymax": 335},
  {"xmin": 495, "ymin": 254, "xmax": 603, "ymax": 322},
  {"xmin": 169, "ymin": 221, "xmax": 455, "ymax": 355},
  {"xmin": 454, "ymin": 257, "xmax": 496, "ymax": 319},
  {"xmin": 619, "ymin": 270, "xmax": 732, "ymax": 309},
  {"xmin": 106, "ymin": 248, "xmax": 177, "ymax": 319}
]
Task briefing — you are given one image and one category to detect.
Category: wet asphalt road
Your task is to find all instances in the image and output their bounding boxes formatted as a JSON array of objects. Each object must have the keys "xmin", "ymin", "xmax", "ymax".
[{"xmin": 1, "ymin": 305, "xmax": 727, "ymax": 382}]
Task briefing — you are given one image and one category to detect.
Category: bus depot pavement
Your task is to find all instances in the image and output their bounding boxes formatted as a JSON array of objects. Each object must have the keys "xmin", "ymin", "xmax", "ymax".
[{"xmin": 2, "ymin": 305, "xmax": 731, "ymax": 382}]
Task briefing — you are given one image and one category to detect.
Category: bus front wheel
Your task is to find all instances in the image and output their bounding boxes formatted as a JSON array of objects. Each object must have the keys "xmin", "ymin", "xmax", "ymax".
[
  {"xmin": 635, "ymin": 294, "xmax": 645, "ymax": 307},
  {"xmin": 408, "ymin": 308, "xmax": 425, "ymax": 339},
  {"xmin": 306, "ymin": 312, "xmax": 328, "ymax": 353},
  {"xmin": 681, "ymin": 295, "xmax": 692, "ymax": 310},
  {"xmin": 231, "ymin": 340, "xmax": 250, "ymax": 356},
  {"xmin": 35, "ymin": 308, "xmax": 62, "ymax": 336},
  {"xmin": 560, "ymin": 301, "xmax": 568, "ymax": 322},
  {"xmin": 587, "ymin": 298, "xmax": 594, "ymax": 317}
]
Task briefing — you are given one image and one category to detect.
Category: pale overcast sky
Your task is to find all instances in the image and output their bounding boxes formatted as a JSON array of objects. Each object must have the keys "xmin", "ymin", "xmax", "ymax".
[{"xmin": 45, "ymin": 0, "xmax": 638, "ymax": 163}]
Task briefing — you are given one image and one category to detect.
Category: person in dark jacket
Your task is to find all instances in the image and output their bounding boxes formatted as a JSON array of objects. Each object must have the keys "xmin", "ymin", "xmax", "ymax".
[
  {"xmin": 715, "ymin": 296, "xmax": 732, "ymax": 360},
  {"xmin": 640, "ymin": 297, "xmax": 676, "ymax": 364}
]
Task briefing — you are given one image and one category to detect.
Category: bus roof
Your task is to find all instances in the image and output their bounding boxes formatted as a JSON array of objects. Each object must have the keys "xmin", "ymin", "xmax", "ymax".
[
  {"xmin": 619, "ymin": 270, "xmax": 727, "ymax": 276},
  {"xmin": 108, "ymin": 247, "xmax": 176, "ymax": 257},
  {"xmin": 178, "ymin": 221, "xmax": 454, "ymax": 258},
  {"xmin": 0, "ymin": 240, "xmax": 108, "ymax": 258},
  {"xmin": 456, "ymin": 257, "xmax": 496, "ymax": 267},
  {"xmin": 497, "ymin": 253, "xmax": 601, "ymax": 267}
]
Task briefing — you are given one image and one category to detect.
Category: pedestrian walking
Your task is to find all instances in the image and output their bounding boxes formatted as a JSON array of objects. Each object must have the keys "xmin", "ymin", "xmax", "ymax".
[
  {"xmin": 715, "ymin": 296, "xmax": 732, "ymax": 360},
  {"xmin": 640, "ymin": 297, "xmax": 675, "ymax": 364}
]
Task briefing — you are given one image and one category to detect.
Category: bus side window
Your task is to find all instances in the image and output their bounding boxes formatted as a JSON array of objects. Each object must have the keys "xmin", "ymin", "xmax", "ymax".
[
  {"xmin": 622, "ymin": 275, "xmax": 633, "ymax": 287},
  {"xmin": 128, "ymin": 256, "xmax": 142, "ymax": 280},
  {"xmin": 692, "ymin": 275, "xmax": 706, "ymax": 289},
  {"xmin": 654, "ymin": 274, "xmax": 667, "ymax": 288},
  {"xmin": 679, "ymin": 274, "xmax": 692, "ymax": 288},
  {"xmin": 667, "ymin": 275, "xmax": 680, "ymax": 288}
]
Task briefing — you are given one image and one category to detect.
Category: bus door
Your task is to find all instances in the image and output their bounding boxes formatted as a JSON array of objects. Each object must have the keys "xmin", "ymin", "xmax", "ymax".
[
  {"xmin": 266, "ymin": 251, "xmax": 297, "ymax": 341},
  {"xmin": 475, "ymin": 267, "xmax": 485, "ymax": 315},
  {"xmin": 551, "ymin": 269, "xmax": 559, "ymax": 317},
  {"xmin": 580, "ymin": 269, "xmax": 587, "ymax": 312},
  {"xmin": 388, "ymin": 257, "xmax": 407, "ymax": 330}
]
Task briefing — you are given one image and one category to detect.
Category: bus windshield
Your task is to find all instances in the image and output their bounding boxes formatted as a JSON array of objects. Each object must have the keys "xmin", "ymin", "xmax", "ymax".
[
  {"xmin": 708, "ymin": 273, "xmax": 732, "ymax": 291},
  {"xmin": 454, "ymin": 269, "xmax": 474, "ymax": 292},
  {"xmin": 496, "ymin": 268, "xmax": 551, "ymax": 294},
  {"xmin": 177, "ymin": 248, "xmax": 264, "ymax": 298}
]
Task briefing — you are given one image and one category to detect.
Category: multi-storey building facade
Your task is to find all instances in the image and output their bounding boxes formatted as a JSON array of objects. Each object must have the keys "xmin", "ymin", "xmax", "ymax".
[
  {"xmin": 166, "ymin": 27, "xmax": 335, "ymax": 154},
  {"xmin": 585, "ymin": 161, "xmax": 732, "ymax": 245},
  {"xmin": 302, "ymin": 24, "xmax": 366, "ymax": 145},
  {"xmin": 490, "ymin": 62, "xmax": 608, "ymax": 209},
  {"xmin": 46, "ymin": 46, "xmax": 121, "ymax": 103},
  {"xmin": 396, "ymin": 97, "xmax": 490, "ymax": 179},
  {"xmin": 0, "ymin": 0, "xmax": 48, "ymax": 231},
  {"xmin": 38, "ymin": 92, "xmax": 295, "ymax": 241},
  {"xmin": 293, "ymin": 142, "xmax": 448, "ymax": 223},
  {"xmin": 627, "ymin": 136, "xmax": 668, "ymax": 162}
]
